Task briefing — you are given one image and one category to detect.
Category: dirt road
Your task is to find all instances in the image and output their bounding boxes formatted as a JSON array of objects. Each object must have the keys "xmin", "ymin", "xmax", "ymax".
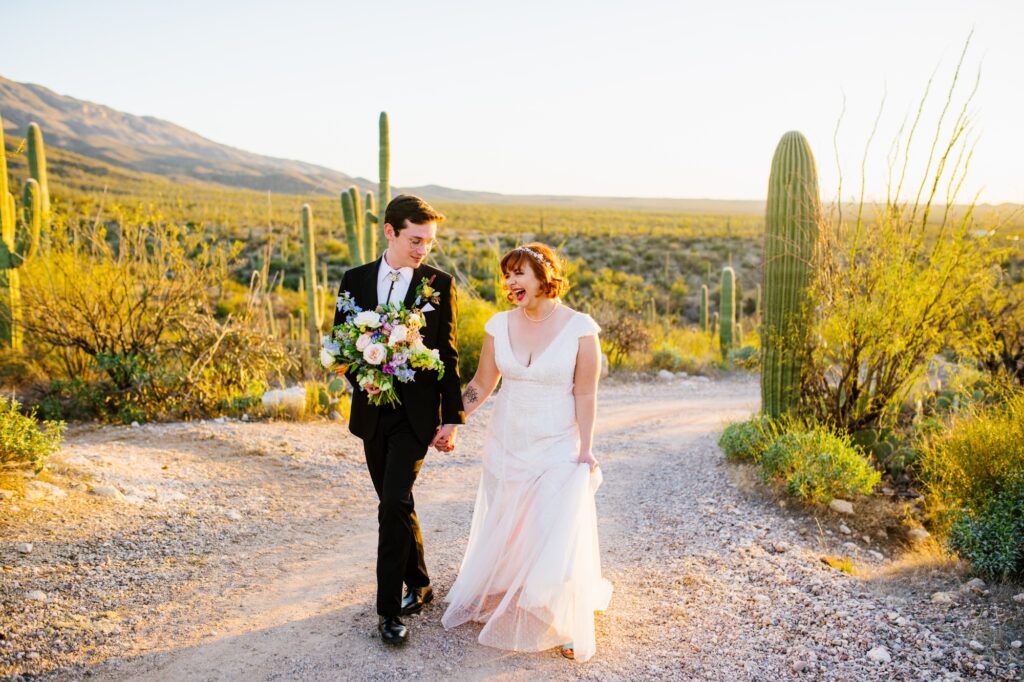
[{"xmin": 2, "ymin": 375, "xmax": 1021, "ymax": 680}]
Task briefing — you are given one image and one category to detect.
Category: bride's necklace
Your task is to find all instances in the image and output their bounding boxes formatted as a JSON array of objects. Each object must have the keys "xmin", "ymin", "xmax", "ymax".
[{"xmin": 523, "ymin": 300, "xmax": 559, "ymax": 323}]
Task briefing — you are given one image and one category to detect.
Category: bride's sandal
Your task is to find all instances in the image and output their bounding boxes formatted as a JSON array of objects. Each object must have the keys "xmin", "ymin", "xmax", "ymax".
[{"xmin": 561, "ymin": 642, "xmax": 575, "ymax": 660}]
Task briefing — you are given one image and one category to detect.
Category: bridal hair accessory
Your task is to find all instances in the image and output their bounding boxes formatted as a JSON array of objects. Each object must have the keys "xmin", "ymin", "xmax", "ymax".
[{"xmin": 517, "ymin": 246, "xmax": 550, "ymax": 268}]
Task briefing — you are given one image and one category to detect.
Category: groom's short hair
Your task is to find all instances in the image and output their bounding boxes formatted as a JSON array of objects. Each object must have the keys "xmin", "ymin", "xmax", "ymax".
[{"xmin": 385, "ymin": 195, "xmax": 445, "ymax": 234}]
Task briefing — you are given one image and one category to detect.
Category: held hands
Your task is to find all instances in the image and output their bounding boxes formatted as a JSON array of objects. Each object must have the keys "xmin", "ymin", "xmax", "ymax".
[
  {"xmin": 431, "ymin": 424, "xmax": 458, "ymax": 452},
  {"xmin": 577, "ymin": 449, "xmax": 599, "ymax": 472}
]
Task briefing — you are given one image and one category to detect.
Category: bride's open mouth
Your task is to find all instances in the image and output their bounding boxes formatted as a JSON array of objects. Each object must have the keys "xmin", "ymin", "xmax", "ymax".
[{"xmin": 511, "ymin": 288, "xmax": 526, "ymax": 302}]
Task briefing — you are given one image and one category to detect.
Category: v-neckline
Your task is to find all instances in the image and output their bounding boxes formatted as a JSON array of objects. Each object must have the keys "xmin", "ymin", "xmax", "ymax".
[{"xmin": 506, "ymin": 310, "xmax": 576, "ymax": 369}]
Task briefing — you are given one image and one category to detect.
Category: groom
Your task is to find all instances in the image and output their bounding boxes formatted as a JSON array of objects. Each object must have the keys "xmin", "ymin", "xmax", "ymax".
[{"xmin": 335, "ymin": 194, "xmax": 465, "ymax": 646}]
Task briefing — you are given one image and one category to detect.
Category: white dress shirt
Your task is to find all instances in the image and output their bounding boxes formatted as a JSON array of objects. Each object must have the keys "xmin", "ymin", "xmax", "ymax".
[{"xmin": 376, "ymin": 251, "xmax": 414, "ymax": 305}]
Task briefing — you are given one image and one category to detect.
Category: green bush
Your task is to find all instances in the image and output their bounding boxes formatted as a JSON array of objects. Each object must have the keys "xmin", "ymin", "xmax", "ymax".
[
  {"xmin": 919, "ymin": 390, "xmax": 1024, "ymax": 532},
  {"xmin": 718, "ymin": 416, "xmax": 775, "ymax": 463},
  {"xmin": 0, "ymin": 396, "xmax": 65, "ymax": 472},
  {"xmin": 456, "ymin": 294, "xmax": 502, "ymax": 383},
  {"xmin": 948, "ymin": 475, "xmax": 1024, "ymax": 581},
  {"xmin": 758, "ymin": 426, "xmax": 881, "ymax": 504}
]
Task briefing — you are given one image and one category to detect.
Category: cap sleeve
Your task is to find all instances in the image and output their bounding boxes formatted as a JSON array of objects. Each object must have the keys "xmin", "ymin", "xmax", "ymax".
[
  {"xmin": 484, "ymin": 312, "xmax": 505, "ymax": 337},
  {"xmin": 574, "ymin": 313, "xmax": 601, "ymax": 338}
]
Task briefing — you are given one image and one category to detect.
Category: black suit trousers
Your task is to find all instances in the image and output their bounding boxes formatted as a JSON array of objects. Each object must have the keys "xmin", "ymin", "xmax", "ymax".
[{"xmin": 363, "ymin": 404, "xmax": 431, "ymax": 617}]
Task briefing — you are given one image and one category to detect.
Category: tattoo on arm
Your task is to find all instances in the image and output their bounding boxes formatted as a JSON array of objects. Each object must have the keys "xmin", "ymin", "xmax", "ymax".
[{"xmin": 463, "ymin": 385, "xmax": 479, "ymax": 405}]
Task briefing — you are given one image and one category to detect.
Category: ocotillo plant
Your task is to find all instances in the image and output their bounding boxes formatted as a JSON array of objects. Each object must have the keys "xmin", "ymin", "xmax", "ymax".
[
  {"xmin": 699, "ymin": 284, "xmax": 709, "ymax": 333},
  {"xmin": 761, "ymin": 131, "xmax": 821, "ymax": 418},
  {"xmin": 301, "ymin": 204, "xmax": 325, "ymax": 349},
  {"xmin": 719, "ymin": 266, "xmax": 736, "ymax": 355},
  {"xmin": 26, "ymin": 123, "xmax": 50, "ymax": 226}
]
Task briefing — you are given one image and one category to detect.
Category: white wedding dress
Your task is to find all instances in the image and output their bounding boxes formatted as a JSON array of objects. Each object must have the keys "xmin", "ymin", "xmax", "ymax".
[{"xmin": 442, "ymin": 310, "xmax": 612, "ymax": 662}]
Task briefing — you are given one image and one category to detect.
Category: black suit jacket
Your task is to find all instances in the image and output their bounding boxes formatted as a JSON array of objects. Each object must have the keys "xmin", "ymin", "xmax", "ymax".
[{"xmin": 334, "ymin": 259, "xmax": 465, "ymax": 445}]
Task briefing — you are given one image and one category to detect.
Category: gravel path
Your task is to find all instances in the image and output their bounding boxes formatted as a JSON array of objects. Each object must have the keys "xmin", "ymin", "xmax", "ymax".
[{"xmin": 1, "ymin": 375, "xmax": 1022, "ymax": 681}]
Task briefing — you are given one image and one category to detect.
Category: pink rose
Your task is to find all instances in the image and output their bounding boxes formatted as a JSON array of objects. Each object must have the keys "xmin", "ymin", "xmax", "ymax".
[
  {"xmin": 363, "ymin": 342, "xmax": 387, "ymax": 365},
  {"xmin": 356, "ymin": 333, "xmax": 372, "ymax": 352}
]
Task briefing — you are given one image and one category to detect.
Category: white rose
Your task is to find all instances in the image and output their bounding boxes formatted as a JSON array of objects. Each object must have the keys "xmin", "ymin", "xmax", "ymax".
[
  {"xmin": 353, "ymin": 310, "xmax": 382, "ymax": 329},
  {"xmin": 388, "ymin": 325, "xmax": 408, "ymax": 346},
  {"xmin": 355, "ymin": 333, "xmax": 372, "ymax": 351},
  {"xmin": 411, "ymin": 338, "xmax": 428, "ymax": 354},
  {"xmin": 363, "ymin": 343, "xmax": 387, "ymax": 365},
  {"xmin": 319, "ymin": 348, "xmax": 335, "ymax": 368}
]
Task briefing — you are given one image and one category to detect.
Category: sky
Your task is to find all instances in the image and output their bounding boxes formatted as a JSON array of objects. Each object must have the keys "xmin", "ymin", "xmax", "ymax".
[{"xmin": 5, "ymin": 0, "xmax": 1023, "ymax": 204}]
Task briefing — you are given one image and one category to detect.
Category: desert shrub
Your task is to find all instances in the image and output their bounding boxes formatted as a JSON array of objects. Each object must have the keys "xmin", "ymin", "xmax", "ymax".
[
  {"xmin": 759, "ymin": 425, "xmax": 881, "ymax": 504},
  {"xmin": 718, "ymin": 416, "xmax": 776, "ymax": 463},
  {"xmin": 919, "ymin": 390, "xmax": 1024, "ymax": 534},
  {"xmin": 18, "ymin": 221, "xmax": 292, "ymax": 421},
  {"xmin": 802, "ymin": 51, "xmax": 1001, "ymax": 433},
  {"xmin": 643, "ymin": 324, "xmax": 719, "ymax": 374},
  {"xmin": 456, "ymin": 294, "xmax": 502, "ymax": 383},
  {"xmin": 727, "ymin": 345, "xmax": 759, "ymax": 370},
  {"xmin": 598, "ymin": 315, "xmax": 651, "ymax": 369},
  {"xmin": 948, "ymin": 475, "xmax": 1024, "ymax": 581},
  {"xmin": 0, "ymin": 396, "xmax": 65, "ymax": 473}
]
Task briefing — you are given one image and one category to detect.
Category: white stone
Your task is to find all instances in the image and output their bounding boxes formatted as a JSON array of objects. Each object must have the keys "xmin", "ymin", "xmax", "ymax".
[
  {"xmin": 24, "ymin": 481, "xmax": 65, "ymax": 502},
  {"xmin": 1012, "ymin": 593, "xmax": 1024, "ymax": 604},
  {"xmin": 907, "ymin": 528, "xmax": 931, "ymax": 542},
  {"xmin": 867, "ymin": 550, "xmax": 886, "ymax": 561},
  {"xmin": 261, "ymin": 386, "xmax": 306, "ymax": 418},
  {"xmin": 241, "ymin": 413, "xmax": 250, "ymax": 421},
  {"xmin": 90, "ymin": 484, "xmax": 125, "ymax": 500},
  {"xmin": 25, "ymin": 590, "xmax": 47, "ymax": 602},
  {"xmin": 931, "ymin": 592, "xmax": 954, "ymax": 604},
  {"xmin": 328, "ymin": 410, "xmax": 343, "ymax": 421},
  {"xmin": 225, "ymin": 509, "xmax": 243, "ymax": 521},
  {"xmin": 962, "ymin": 578, "xmax": 986, "ymax": 593},
  {"xmin": 657, "ymin": 369, "xmax": 675, "ymax": 381},
  {"xmin": 17, "ymin": 542, "xmax": 32, "ymax": 554},
  {"xmin": 1011, "ymin": 640, "xmax": 1022, "ymax": 649},
  {"xmin": 866, "ymin": 646, "xmax": 891, "ymax": 663},
  {"xmin": 968, "ymin": 640, "xmax": 985, "ymax": 651},
  {"xmin": 839, "ymin": 524, "xmax": 851, "ymax": 535},
  {"xmin": 130, "ymin": 421, "xmax": 140, "ymax": 428},
  {"xmin": 829, "ymin": 499, "xmax": 854, "ymax": 515}
]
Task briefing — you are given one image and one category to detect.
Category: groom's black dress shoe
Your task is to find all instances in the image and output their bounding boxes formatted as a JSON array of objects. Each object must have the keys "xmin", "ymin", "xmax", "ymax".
[
  {"xmin": 378, "ymin": 616, "xmax": 408, "ymax": 645},
  {"xmin": 399, "ymin": 585, "xmax": 434, "ymax": 616}
]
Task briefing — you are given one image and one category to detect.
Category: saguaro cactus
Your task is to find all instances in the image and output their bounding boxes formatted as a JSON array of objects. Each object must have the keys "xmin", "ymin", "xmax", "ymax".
[
  {"xmin": 699, "ymin": 284, "xmax": 709, "ymax": 333},
  {"xmin": 761, "ymin": 131, "xmax": 821, "ymax": 418},
  {"xmin": 719, "ymin": 266, "xmax": 736, "ymax": 355},
  {"xmin": 376, "ymin": 112, "xmax": 390, "ymax": 249},
  {"xmin": 26, "ymin": 123, "xmax": 50, "ymax": 226},
  {"xmin": 301, "ymin": 204, "xmax": 324, "ymax": 348},
  {"xmin": 364, "ymin": 191, "xmax": 377, "ymax": 263},
  {"xmin": 341, "ymin": 188, "xmax": 364, "ymax": 265}
]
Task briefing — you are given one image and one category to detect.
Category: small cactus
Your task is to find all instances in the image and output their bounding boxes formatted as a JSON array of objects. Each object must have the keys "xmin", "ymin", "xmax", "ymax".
[
  {"xmin": 301, "ymin": 204, "xmax": 323, "ymax": 348},
  {"xmin": 699, "ymin": 284, "xmax": 709, "ymax": 333},
  {"xmin": 719, "ymin": 266, "xmax": 736, "ymax": 355},
  {"xmin": 26, "ymin": 123, "xmax": 50, "ymax": 227}
]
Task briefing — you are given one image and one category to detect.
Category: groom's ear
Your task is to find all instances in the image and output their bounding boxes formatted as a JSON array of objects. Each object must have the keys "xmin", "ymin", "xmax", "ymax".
[{"xmin": 383, "ymin": 223, "xmax": 396, "ymax": 241}]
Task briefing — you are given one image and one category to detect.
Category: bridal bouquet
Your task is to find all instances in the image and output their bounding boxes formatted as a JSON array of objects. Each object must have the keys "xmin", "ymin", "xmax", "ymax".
[{"xmin": 320, "ymin": 290, "xmax": 444, "ymax": 407}]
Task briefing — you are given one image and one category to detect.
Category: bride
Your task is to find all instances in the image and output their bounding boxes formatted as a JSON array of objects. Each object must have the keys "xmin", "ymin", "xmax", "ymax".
[{"xmin": 439, "ymin": 242, "xmax": 612, "ymax": 662}]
